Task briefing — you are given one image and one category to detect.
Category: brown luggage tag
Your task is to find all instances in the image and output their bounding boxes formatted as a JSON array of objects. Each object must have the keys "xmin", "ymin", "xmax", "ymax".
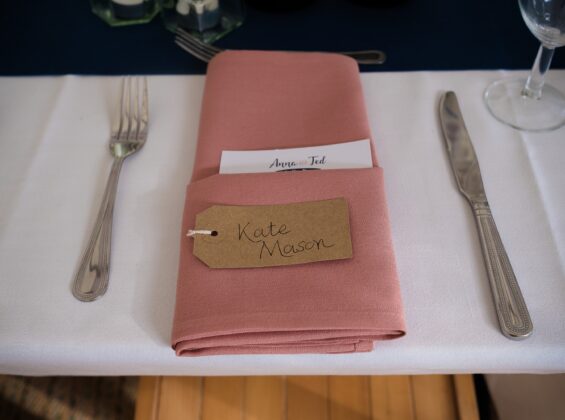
[{"xmin": 188, "ymin": 198, "xmax": 353, "ymax": 269}]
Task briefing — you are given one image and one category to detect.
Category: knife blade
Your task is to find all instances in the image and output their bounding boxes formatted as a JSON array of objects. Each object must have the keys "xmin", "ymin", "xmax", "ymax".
[{"xmin": 439, "ymin": 91, "xmax": 533, "ymax": 340}]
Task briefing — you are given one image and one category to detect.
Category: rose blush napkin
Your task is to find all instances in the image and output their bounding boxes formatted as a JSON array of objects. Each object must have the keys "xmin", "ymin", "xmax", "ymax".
[{"xmin": 172, "ymin": 51, "xmax": 406, "ymax": 356}]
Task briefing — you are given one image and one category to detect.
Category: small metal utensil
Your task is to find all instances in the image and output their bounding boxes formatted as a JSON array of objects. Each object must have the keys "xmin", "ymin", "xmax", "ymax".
[
  {"xmin": 72, "ymin": 76, "xmax": 149, "ymax": 302},
  {"xmin": 439, "ymin": 91, "xmax": 533, "ymax": 340},
  {"xmin": 175, "ymin": 27, "xmax": 387, "ymax": 65}
]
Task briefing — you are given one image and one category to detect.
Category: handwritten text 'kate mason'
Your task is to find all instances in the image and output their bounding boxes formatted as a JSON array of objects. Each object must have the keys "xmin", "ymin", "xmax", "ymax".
[{"xmin": 237, "ymin": 221, "xmax": 334, "ymax": 259}]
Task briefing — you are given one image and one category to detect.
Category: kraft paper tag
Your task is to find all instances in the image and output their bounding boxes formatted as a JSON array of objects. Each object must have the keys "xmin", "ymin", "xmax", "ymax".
[{"xmin": 191, "ymin": 198, "xmax": 353, "ymax": 269}]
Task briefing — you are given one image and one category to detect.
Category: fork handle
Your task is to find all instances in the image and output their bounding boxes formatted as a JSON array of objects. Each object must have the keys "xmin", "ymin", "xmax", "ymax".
[{"xmin": 72, "ymin": 158, "xmax": 124, "ymax": 302}]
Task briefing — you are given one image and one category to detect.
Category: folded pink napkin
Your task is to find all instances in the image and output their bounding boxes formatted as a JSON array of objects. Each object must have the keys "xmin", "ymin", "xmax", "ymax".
[{"xmin": 172, "ymin": 51, "xmax": 405, "ymax": 356}]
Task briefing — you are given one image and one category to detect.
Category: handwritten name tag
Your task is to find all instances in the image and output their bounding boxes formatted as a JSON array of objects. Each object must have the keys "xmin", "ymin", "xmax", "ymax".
[{"xmin": 191, "ymin": 198, "xmax": 353, "ymax": 269}]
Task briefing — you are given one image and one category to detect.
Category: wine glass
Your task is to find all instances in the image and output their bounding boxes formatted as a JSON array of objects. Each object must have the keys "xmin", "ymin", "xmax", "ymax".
[{"xmin": 484, "ymin": 0, "xmax": 565, "ymax": 131}]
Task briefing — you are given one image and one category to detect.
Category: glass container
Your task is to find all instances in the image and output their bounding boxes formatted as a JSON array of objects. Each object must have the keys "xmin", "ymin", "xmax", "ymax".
[
  {"xmin": 91, "ymin": 0, "xmax": 160, "ymax": 26},
  {"xmin": 160, "ymin": 0, "xmax": 245, "ymax": 43}
]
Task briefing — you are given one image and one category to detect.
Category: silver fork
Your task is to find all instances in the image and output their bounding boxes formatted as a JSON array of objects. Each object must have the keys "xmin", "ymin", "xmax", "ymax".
[
  {"xmin": 175, "ymin": 27, "xmax": 387, "ymax": 65},
  {"xmin": 72, "ymin": 76, "xmax": 149, "ymax": 302}
]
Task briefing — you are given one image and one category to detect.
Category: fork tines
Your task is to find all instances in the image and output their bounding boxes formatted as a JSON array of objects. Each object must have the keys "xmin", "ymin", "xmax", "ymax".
[
  {"xmin": 175, "ymin": 27, "xmax": 223, "ymax": 63},
  {"xmin": 112, "ymin": 76, "xmax": 149, "ymax": 144}
]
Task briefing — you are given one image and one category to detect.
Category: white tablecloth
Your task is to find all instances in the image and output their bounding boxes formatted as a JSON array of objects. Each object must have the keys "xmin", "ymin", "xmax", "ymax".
[{"xmin": 1, "ymin": 71, "xmax": 564, "ymax": 376}]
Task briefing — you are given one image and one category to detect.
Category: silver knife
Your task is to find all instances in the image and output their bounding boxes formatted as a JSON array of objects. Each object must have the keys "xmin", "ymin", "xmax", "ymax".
[{"xmin": 439, "ymin": 91, "xmax": 533, "ymax": 340}]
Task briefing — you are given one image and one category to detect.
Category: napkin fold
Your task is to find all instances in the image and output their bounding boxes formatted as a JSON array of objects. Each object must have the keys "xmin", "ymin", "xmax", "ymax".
[{"xmin": 172, "ymin": 51, "xmax": 405, "ymax": 356}]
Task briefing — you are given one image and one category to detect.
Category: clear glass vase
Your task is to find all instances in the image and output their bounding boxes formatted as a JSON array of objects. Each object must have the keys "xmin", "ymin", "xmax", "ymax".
[
  {"xmin": 91, "ymin": 0, "xmax": 160, "ymax": 26},
  {"xmin": 160, "ymin": 0, "xmax": 245, "ymax": 43}
]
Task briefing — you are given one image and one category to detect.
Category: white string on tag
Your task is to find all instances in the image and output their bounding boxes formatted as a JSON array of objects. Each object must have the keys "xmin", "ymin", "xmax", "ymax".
[{"xmin": 186, "ymin": 229, "xmax": 217, "ymax": 237}]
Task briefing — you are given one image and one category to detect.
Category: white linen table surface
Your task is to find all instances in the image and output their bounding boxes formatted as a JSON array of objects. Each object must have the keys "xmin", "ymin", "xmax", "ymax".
[{"xmin": 0, "ymin": 71, "xmax": 564, "ymax": 376}]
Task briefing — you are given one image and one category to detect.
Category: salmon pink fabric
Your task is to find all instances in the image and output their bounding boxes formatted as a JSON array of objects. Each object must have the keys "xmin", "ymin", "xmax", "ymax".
[{"xmin": 172, "ymin": 51, "xmax": 405, "ymax": 356}]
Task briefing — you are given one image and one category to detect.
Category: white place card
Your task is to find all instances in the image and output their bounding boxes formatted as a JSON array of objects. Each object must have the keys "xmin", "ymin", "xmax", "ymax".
[{"xmin": 219, "ymin": 139, "xmax": 373, "ymax": 174}]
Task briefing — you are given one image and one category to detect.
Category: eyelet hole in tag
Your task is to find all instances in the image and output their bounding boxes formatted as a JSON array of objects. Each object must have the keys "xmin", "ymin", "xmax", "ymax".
[{"xmin": 188, "ymin": 198, "xmax": 353, "ymax": 269}]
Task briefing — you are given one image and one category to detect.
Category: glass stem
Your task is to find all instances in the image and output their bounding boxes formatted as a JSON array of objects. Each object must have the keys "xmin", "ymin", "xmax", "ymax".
[{"xmin": 522, "ymin": 44, "xmax": 555, "ymax": 100}]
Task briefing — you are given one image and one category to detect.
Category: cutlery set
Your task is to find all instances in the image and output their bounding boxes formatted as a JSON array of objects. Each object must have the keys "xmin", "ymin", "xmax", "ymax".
[{"xmin": 71, "ymin": 57, "xmax": 533, "ymax": 341}]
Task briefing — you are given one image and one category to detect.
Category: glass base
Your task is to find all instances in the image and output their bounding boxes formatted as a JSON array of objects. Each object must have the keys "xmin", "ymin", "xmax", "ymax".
[
  {"xmin": 484, "ymin": 78, "xmax": 565, "ymax": 132},
  {"xmin": 91, "ymin": 1, "xmax": 159, "ymax": 27},
  {"xmin": 161, "ymin": 0, "xmax": 245, "ymax": 44},
  {"xmin": 166, "ymin": 14, "xmax": 244, "ymax": 43}
]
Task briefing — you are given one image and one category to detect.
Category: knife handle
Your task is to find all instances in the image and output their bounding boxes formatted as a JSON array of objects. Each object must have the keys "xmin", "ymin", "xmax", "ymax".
[{"xmin": 472, "ymin": 202, "xmax": 533, "ymax": 339}]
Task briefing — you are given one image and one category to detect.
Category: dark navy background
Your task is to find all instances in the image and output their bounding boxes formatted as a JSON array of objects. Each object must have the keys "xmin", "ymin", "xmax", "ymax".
[{"xmin": 1, "ymin": 0, "xmax": 564, "ymax": 75}]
